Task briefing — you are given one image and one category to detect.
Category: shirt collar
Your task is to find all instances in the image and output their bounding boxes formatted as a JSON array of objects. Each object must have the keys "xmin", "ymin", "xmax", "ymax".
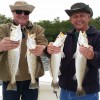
[
  {"xmin": 67, "ymin": 26, "xmax": 96, "ymax": 35},
  {"xmin": 12, "ymin": 20, "xmax": 33, "ymax": 29}
]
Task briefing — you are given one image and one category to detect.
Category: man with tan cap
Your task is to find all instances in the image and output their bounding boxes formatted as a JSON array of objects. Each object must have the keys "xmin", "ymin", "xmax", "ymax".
[
  {"xmin": 47, "ymin": 2, "xmax": 100, "ymax": 100},
  {"xmin": 0, "ymin": 0, "xmax": 48, "ymax": 100}
]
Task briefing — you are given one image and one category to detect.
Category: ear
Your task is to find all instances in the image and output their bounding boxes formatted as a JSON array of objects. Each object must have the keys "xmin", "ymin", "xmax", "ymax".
[
  {"xmin": 88, "ymin": 14, "xmax": 91, "ymax": 20},
  {"xmin": 12, "ymin": 11, "xmax": 15, "ymax": 16}
]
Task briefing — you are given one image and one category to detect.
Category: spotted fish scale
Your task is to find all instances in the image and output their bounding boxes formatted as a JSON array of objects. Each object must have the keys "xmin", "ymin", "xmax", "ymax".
[{"xmin": 7, "ymin": 24, "xmax": 22, "ymax": 90}]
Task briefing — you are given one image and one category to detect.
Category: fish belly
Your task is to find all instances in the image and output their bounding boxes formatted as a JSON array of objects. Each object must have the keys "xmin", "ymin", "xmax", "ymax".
[
  {"xmin": 8, "ymin": 48, "xmax": 20, "ymax": 84},
  {"xmin": 27, "ymin": 50, "xmax": 38, "ymax": 89},
  {"xmin": 7, "ymin": 48, "xmax": 20, "ymax": 90},
  {"xmin": 50, "ymin": 52, "xmax": 61, "ymax": 90},
  {"xmin": 76, "ymin": 53, "xmax": 87, "ymax": 96}
]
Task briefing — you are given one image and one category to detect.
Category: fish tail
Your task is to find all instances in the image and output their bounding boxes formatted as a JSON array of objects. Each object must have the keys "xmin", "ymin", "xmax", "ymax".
[
  {"xmin": 51, "ymin": 81, "xmax": 59, "ymax": 91},
  {"xmin": 51, "ymin": 81, "xmax": 59, "ymax": 99},
  {"xmin": 76, "ymin": 87, "xmax": 86, "ymax": 96},
  {"xmin": 53, "ymin": 91, "xmax": 59, "ymax": 99},
  {"xmin": 7, "ymin": 83, "xmax": 17, "ymax": 91},
  {"xmin": 29, "ymin": 82, "xmax": 39, "ymax": 89}
]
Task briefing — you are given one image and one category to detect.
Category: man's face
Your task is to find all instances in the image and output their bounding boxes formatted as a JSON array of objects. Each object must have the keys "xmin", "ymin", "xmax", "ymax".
[
  {"xmin": 70, "ymin": 12, "xmax": 91, "ymax": 31},
  {"xmin": 12, "ymin": 10, "xmax": 30, "ymax": 26}
]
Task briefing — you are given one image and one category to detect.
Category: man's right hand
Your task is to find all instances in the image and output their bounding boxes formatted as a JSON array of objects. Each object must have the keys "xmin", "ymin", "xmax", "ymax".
[
  {"xmin": 47, "ymin": 42, "xmax": 61, "ymax": 54},
  {"xmin": 0, "ymin": 37, "xmax": 20, "ymax": 52}
]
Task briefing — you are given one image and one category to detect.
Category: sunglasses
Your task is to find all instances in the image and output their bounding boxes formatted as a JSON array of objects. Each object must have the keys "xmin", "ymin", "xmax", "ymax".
[{"xmin": 14, "ymin": 10, "xmax": 30, "ymax": 15}]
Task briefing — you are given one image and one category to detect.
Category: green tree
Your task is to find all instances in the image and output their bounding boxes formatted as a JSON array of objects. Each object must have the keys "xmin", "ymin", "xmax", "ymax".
[
  {"xmin": 0, "ymin": 14, "xmax": 12, "ymax": 24},
  {"xmin": 89, "ymin": 17, "xmax": 100, "ymax": 30},
  {"xmin": 37, "ymin": 17, "xmax": 73, "ymax": 42},
  {"xmin": 0, "ymin": 14, "xmax": 100, "ymax": 42}
]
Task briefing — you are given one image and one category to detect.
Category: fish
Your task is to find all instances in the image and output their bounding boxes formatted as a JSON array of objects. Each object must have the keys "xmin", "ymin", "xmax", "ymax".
[
  {"xmin": 74, "ymin": 31, "xmax": 89, "ymax": 96},
  {"xmin": 50, "ymin": 32, "xmax": 67, "ymax": 93},
  {"xmin": 7, "ymin": 24, "xmax": 22, "ymax": 90},
  {"xmin": 26, "ymin": 33, "xmax": 38, "ymax": 89}
]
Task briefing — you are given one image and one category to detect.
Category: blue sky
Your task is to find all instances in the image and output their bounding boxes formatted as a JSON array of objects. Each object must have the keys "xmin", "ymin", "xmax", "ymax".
[{"xmin": 0, "ymin": 0, "xmax": 100, "ymax": 22}]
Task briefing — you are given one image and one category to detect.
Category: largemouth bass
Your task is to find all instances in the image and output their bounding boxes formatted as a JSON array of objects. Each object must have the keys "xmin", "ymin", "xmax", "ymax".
[
  {"xmin": 26, "ymin": 33, "xmax": 38, "ymax": 89},
  {"xmin": 50, "ymin": 32, "xmax": 67, "ymax": 92},
  {"xmin": 7, "ymin": 24, "xmax": 22, "ymax": 90},
  {"xmin": 74, "ymin": 31, "xmax": 89, "ymax": 96}
]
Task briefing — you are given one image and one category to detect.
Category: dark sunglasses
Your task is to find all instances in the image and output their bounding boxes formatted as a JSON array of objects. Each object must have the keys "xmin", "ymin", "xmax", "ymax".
[{"xmin": 14, "ymin": 10, "xmax": 30, "ymax": 15}]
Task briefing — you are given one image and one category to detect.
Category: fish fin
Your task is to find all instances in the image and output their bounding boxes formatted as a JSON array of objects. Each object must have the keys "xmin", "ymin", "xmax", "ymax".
[
  {"xmin": 58, "ymin": 70, "xmax": 61, "ymax": 76},
  {"xmin": 51, "ymin": 81, "xmax": 59, "ymax": 99},
  {"xmin": 29, "ymin": 82, "xmax": 39, "ymax": 89},
  {"xmin": 76, "ymin": 87, "xmax": 86, "ymax": 96},
  {"xmin": 7, "ymin": 83, "xmax": 17, "ymax": 91},
  {"xmin": 61, "ymin": 45, "xmax": 65, "ymax": 58},
  {"xmin": 73, "ymin": 52, "xmax": 76, "ymax": 58},
  {"xmin": 53, "ymin": 91, "xmax": 59, "ymax": 99},
  {"xmin": 61, "ymin": 51, "xmax": 65, "ymax": 58},
  {"xmin": 73, "ymin": 73, "xmax": 76, "ymax": 80}
]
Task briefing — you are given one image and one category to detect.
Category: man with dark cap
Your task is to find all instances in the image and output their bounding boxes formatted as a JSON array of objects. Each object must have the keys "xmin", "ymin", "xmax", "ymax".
[
  {"xmin": 47, "ymin": 2, "xmax": 100, "ymax": 100},
  {"xmin": 0, "ymin": 0, "xmax": 48, "ymax": 100}
]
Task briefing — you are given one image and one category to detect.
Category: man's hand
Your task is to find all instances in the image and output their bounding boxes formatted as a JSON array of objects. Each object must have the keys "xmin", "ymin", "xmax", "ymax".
[
  {"xmin": 29, "ymin": 45, "xmax": 46, "ymax": 56},
  {"xmin": 47, "ymin": 42, "xmax": 61, "ymax": 54},
  {"xmin": 79, "ymin": 45, "xmax": 94, "ymax": 60},
  {"xmin": 0, "ymin": 37, "xmax": 20, "ymax": 52}
]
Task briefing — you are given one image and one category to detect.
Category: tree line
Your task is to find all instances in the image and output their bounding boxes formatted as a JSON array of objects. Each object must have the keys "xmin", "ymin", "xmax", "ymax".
[{"xmin": 0, "ymin": 14, "xmax": 100, "ymax": 42}]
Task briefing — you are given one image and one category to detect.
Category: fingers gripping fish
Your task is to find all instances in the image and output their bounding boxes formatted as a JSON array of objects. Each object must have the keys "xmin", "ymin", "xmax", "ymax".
[
  {"xmin": 26, "ymin": 33, "xmax": 38, "ymax": 89},
  {"xmin": 7, "ymin": 24, "xmax": 22, "ymax": 90}
]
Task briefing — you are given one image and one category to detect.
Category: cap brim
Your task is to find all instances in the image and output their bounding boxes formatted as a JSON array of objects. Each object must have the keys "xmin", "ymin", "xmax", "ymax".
[
  {"xmin": 65, "ymin": 7, "xmax": 93, "ymax": 17},
  {"xmin": 9, "ymin": 5, "xmax": 35, "ymax": 13}
]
